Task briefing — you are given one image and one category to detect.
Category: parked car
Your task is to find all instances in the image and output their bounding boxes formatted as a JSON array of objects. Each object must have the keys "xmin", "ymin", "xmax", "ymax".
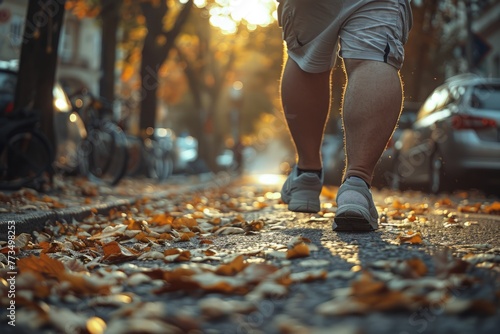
[
  {"xmin": 322, "ymin": 103, "xmax": 419, "ymax": 188},
  {"xmin": 391, "ymin": 74, "xmax": 500, "ymax": 194},
  {"xmin": 173, "ymin": 131, "xmax": 199, "ymax": 174}
]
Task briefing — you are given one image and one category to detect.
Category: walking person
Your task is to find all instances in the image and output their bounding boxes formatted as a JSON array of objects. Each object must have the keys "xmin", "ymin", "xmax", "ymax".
[{"xmin": 278, "ymin": 0, "xmax": 413, "ymax": 231}]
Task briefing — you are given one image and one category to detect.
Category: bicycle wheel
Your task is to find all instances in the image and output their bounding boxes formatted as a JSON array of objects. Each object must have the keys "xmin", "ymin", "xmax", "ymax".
[
  {"xmin": 79, "ymin": 121, "xmax": 128, "ymax": 185},
  {"xmin": 144, "ymin": 139, "xmax": 173, "ymax": 181},
  {"xmin": 0, "ymin": 130, "xmax": 54, "ymax": 190},
  {"xmin": 125, "ymin": 135, "xmax": 144, "ymax": 177}
]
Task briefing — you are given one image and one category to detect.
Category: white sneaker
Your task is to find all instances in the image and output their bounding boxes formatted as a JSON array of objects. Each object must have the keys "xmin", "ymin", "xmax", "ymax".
[
  {"xmin": 333, "ymin": 177, "xmax": 378, "ymax": 231},
  {"xmin": 280, "ymin": 166, "xmax": 322, "ymax": 213}
]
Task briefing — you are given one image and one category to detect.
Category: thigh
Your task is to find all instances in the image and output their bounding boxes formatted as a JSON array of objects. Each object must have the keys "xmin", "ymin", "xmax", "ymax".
[{"xmin": 278, "ymin": 0, "xmax": 344, "ymax": 73}]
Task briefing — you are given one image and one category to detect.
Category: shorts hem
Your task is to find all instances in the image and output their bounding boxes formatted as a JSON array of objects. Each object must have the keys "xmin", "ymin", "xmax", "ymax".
[
  {"xmin": 287, "ymin": 52, "xmax": 336, "ymax": 74},
  {"xmin": 341, "ymin": 51, "xmax": 403, "ymax": 70}
]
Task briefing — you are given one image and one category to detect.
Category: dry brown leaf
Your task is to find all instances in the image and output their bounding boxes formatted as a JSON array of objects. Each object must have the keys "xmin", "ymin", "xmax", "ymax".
[
  {"xmin": 149, "ymin": 213, "xmax": 174, "ymax": 226},
  {"xmin": 127, "ymin": 219, "xmax": 145, "ymax": 231},
  {"xmin": 18, "ymin": 254, "xmax": 110, "ymax": 296},
  {"xmin": 290, "ymin": 269, "xmax": 327, "ymax": 283},
  {"xmin": 215, "ymin": 255, "xmax": 247, "ymax": 276},
  {"xmin": 246, "ymin": 219, "xmax": 265, "ymax": 231},
  {"xmin": 483, "ymin": 201, "xmax": 500, "ymax": 215},
  {"xmin": 138, "ymin": 251, "xmax": 165, "ymax": 260},
  {"xmin": 214, "ymin": 227, "xmax": 246, "ymax": 235},
  {"xmin": 287, "ymin": 236, "xmax": 312, "ymax": 248},
  {"xmin": 101, "ymin": 241, "xmax": 138, "ymax": 264},
  {"xmin": 164, "ymin": 248, "xmax": 182, "ymax": 256},
  {"xmin": 396, "ymin": 230, "xmax": 423, "ymax": 245},
  {"xmin": 458, "ymin": 203, "xmax": 481, "ymax": 214},
  {"xmin": 88, "ymin": 225, "xmax": 127, "ymax": 240},
  {"xmin": 402, "ymin": 258, "xmax": 428, "ymax": 278},
  {"xmin": 18, "ymin": 254, "xmax": 65, "ymax": 280},
  {"xmin": 172, "ymin": 217, "xmax": 198, "ymax": 230},
  {"xmin": 320, "ymin": 186, "xmax": 337, "ymax": 200},
  {"xmin": 350, "ymin": 272, "xmax": 416, "ymax": 312},
  {"xmin": 435, "ymin": 198, "xmax": 454, "ymax": 207},
  {"xmin": 179, "ymin": 231, "xmax": 196, "ymax": 241},
  {"xmin": 434, "ymin": 248, "xmax": 470, "ymax": 278},
  {"xmin": 15, "ymin": 233, "xmax": 32, "ymax": 249},
  {"xmin": 392, "ymin": 199, "xmax": 409, "ymax": 210},
  {"xmin": 286, "ymin": 243, "xmax": 310, "ymax": 259}
]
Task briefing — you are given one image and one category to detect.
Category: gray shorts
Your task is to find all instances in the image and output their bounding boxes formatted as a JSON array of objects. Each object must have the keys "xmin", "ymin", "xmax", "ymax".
[{"xmin": 277, "ymin": 0, "xmax": 413, "ymax": 72}]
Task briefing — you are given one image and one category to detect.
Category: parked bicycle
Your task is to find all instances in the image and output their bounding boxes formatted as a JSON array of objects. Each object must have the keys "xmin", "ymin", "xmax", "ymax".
[
  {"xmin": 116, "ymin": 98, "xmax": 176, "ymax": 181},
  {"xmin": 123, "ymin": 128, "xmax": 175, "ymax": 182},
  {"xmin": 66, "ymin": 89, "xmax": 129, "ymax": 186},
  {"xmin": 0, "ymin": 67, "xmax": 54, "ymax": 191}
]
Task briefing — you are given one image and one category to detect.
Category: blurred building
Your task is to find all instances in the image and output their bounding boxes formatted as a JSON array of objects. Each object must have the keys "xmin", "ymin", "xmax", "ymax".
[
  {"xmin": 0, "ymin": 0, "xmax": 101, "ymax": 93},
  {"xmin": 472, "ymin": 0, "xmax": 500, "ymax": 77}
]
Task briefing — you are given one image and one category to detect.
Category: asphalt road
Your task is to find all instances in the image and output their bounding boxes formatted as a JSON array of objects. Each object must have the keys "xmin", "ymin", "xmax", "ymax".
[{"xmin": 1, "ymin": 173, "xmax": 499, "ymax": 334}]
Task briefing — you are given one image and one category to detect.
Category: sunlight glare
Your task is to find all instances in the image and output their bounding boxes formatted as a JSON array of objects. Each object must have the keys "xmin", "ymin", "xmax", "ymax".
[
  {"xmin": 209, "ymin": 0, "xmax": 277, "ymax": 34},
  {"xmin": 194, "ymin": 0, "xmax": 207, "ymax": 7},
  {"xmin": 257, "ymin": 174, "xmax": 284, "ymax": 186}
]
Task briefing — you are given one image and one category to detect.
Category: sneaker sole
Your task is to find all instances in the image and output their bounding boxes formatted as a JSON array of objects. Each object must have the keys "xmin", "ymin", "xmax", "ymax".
[
  {"xmin": 333, "ymin": 212, "xmax": 377, "ymax": 232},
  {"xmin": 288, "ymin": 198, "xmax": 320, "ymax": 213}
]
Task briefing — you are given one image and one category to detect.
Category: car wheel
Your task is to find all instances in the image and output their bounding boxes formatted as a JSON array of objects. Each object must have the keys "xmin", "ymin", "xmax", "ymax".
[
  {"xmin": 388, "ymin": 152, "xmax": 405, "ymax": 191},
  {"xmin": 429, "ymin": 150, "xmax": 445, "ymax": 194},
  {"xmin": 388, "ymin": 160, "xmax": 403, "ymax": 191}
]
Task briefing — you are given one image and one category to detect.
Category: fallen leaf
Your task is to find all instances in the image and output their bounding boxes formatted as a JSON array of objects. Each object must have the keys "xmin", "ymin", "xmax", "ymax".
[
  {"xmin": 214, "ymin": 227, "xmax": 246, "ymax": 235},
  {"xmin": 215, "ymin": 255, "xmax": 247, "ymax": 276},
  {"xmin": 15, "ymin": 233, "xmax": 32, "ymax": 249},
  {"xmin": 396, "ymin": 231, "xmax": 423, "ymax": 245},
  {"xmin": 286, "ymin": 243, "xmax": 310, "ymax": 259},
  {"xmin": 101, "ymin": 241, "xmax": 138, "ymax": 264},
  {"xmin": 483, "ymin": 201, "xmax": 500, "ymax": 215},
  {"xmin": 88, "ymin": 225, "xmax": 128, "ymax": 240},
  {"xmin": 199, "ymin": 297, "xmax": 256, "ymax": 319},
  {"xmin": 18, "ymin": 253, "xmax": 65, "ymax": 280},
  {"xmin": 290, "ymin": 269, "xmax": 327, "ymax": 283},
  {"xmin": 458, "ymin": 203, "xmax": 481, "ymax": 213}
]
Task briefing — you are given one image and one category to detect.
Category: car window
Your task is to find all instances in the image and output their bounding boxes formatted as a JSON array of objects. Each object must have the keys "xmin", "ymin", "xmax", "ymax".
[
  {"xmin": 470, "ymin": 84, "xmax": 500, "ymax": 110},
  {"xmin": 0, "ymin": 71, "xmax": 17, "ymax": 94}
]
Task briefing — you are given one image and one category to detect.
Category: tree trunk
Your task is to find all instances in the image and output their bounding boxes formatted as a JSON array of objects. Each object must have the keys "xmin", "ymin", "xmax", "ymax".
[
  {"xmin": 139, "ymin": 0, "xmax": 193, "ymax": 135},
  {"xmin": 99, "ymin": 0, "xmax": 121, "ymax": 105},
  {"xmin": 14, "ymin": 0, "xmax": 67, "ymax": 149}
]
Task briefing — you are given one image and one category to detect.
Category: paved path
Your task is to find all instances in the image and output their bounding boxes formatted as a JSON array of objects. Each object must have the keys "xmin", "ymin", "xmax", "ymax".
[{"xmin": 1, "ymin": 173, "xmax": 499, "ymax": 333}]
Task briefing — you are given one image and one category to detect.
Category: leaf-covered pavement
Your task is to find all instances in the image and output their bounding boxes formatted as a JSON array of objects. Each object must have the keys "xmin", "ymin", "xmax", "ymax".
[{"xmin": 1, "ymin": 174, "xmax": 500, "ymax": 333}]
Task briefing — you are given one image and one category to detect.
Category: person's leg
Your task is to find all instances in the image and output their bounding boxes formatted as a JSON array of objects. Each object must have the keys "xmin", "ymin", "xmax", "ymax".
[
  {"xmin": 281, "ymin": 58, "xmax": 332, "ymax": 171},
  {"xmin": 279, "ymin": 58, "xmax": 331, "ymax": 213},
  {"xmin": 333, "ymin": 58, "xmax": 403, "ymax": 231},
  {"xmin": 342, "ymin": 59, "xmax": 403, "ymax": 184}
]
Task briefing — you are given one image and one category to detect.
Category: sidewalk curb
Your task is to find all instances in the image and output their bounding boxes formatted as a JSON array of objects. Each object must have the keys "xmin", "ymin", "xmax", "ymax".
[{"xmin": 0, "ymin": 172, "xmax": 234, "ymax": 239}]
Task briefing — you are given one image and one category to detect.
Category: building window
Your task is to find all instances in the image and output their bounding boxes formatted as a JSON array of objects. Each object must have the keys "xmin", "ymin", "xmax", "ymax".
[
  {"xmin": 9, "ymin": 14, "xmax": 23, "ymax": 47},
  {"xmin": 59, "ymin": 20, "xmax": 76, "ymax": 63}
]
